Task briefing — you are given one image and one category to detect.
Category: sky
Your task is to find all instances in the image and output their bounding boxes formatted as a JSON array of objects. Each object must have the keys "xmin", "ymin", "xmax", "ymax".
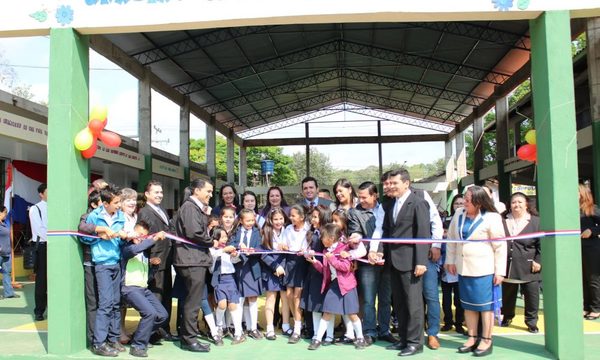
[{"xmin": 0, "ymin": 36, "xmax": 448, "ymax": 170}]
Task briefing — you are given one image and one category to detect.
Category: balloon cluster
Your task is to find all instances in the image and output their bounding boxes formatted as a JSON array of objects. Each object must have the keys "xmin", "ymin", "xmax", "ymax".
[
  {"xmin": 517, "ymin": 130, "xmax": 536, "ymax": 163},
  {"xmin": 74, "ymin": 106, "xmax": 121, "ymax": 159}
]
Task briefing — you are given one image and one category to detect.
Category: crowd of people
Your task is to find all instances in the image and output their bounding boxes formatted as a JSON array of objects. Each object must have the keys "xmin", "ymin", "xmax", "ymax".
[{"xmin": 2, "ymin": 170, "xmax": 599, "ymax": 358}]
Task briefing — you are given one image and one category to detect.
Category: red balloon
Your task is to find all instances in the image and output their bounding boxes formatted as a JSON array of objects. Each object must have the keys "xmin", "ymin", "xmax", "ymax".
[
  {"xmin": 81, "ymin": 139, "xmax": 97, "ymax": 159},
  {"xmin": 517, "ymin": 144, "xmax": 536, "ymax": 162},
  {"xmin": 99, "ymin": 130, "xmax": 121, "ymax": 147},
  {"xmin": 88, "ymin": 119, "xmax": 105, "ymax": 136}
]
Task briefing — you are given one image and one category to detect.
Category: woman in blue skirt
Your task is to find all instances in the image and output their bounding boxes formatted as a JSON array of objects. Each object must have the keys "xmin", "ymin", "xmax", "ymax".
[{"xmin": 445, "ymin": 186, "xmax": 507, "ymax": 357}]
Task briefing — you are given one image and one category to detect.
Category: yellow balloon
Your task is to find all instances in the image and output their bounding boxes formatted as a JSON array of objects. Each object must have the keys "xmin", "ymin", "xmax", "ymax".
[
  {"xmin": 525, "ymin": 129, "xmax": 536, "ymax": 145},
  {"xmin": 89, "ymin": 106, "xmax": 108, "ymax": 122},
  {"xmin": 74, "ymin": 128, "xmax": 94, "ymax": 151}
]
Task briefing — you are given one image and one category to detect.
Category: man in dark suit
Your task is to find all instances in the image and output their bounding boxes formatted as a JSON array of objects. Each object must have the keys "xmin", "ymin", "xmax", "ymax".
[
  {"xmin": 297, "ymin": 176, "xmax": 335, "ymax": 211},
  {"xmin": 380, "ymin": 169, "xmax": 430, "ymax": 356},
  {"xmin": 174, "ymin": 179, "xmax": 214, "ymax": 352},
  {"xmin": 137, "ymin": 180, "xmax": 176, "ymax": 342}
]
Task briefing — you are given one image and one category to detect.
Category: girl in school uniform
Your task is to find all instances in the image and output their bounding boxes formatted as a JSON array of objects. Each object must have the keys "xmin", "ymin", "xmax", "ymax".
[
  {"xmin": 241, "ymin": 191, "xmax": 266, "ymax": 228},
  {"xmin": 282, "ymin": 204, "xmax": 311, "ymax": 343},
  {"xmin": 219, "ymin": 207, "xmax": 236, "ymax": 235},
  {"xmin": 306, "ymin": 223, "xmax": 366, "ymax": 350},
  {"xmin": 331, "ymin": 209, "xmax": 367, "ymax": 344},
  {"xmin": 210, "ymin": 227, "xmax": 246, "ymax": 345},
  {"xmin": 260, "ymin": 207, "xmax": 291, "ymax": 340},
  {"xmin": 231, "ymin": 209, "xmax": 264, "ymax": 340},
  {"xmin": 301, "ymin": 206, "xmax": 333, "ymax": 344}
]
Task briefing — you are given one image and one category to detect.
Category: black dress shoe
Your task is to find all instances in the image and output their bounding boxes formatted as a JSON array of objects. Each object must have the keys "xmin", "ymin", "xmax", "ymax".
[
  {"xmin": 307, "ymin": 339, "xmax": 321, "ymax": 350},
  {"xmin": 212, "ymin": 335, "xmax": 224, "ymax": 346},
  {"xmin": 129, "ymin": 346, "xmax": 148, "ymax": 358},
  {"xmin": 455, "ymin": 325, "xmax": 466, "ymax": 335},
  {"xmin": 288, "ymin": 333, "xmax": 301, "ymax": 344},
  {"xmin": 354, "ymin": 338, "xmax": 368, "ymax": 350},
  {"xmin": 473, "ymin": 341, "xmax": 493, "ymax": 357},
  {"xmin": 162, "ymin": 333, "xmax": 179, "ymax": 342},
  {"xmin": 379, "ymin": 333, "xmax": 399, "ymax": 343},
  {"xmin": 34, "ymin": 314, "xmax": 44, "ymax": 321},
  {"xmin": 441, "ymin": 323, "xmax": 453, "ymax": 332},
  {"xmin": 386, "ymin": 341, "xmax": 405, "ymax": 350},
  {"xmin": 458, "ymin": 336, "xmax": 480, "ymax": 353},
  {"xmin": 334, "ymin": 336, "xmax": 355, "ymax": 345},
  {"xmin": 91, "ymin": 343, "xmax": 118, "ymax": 357},
  {"xmin": 500, "ymin": 319, "xmax": 512, "ymax": 327},
  {"xmin": 181, "ymin": 342, "xmax": 210, "ymax": 353},
  {"xmin": 398, "ymin": 345, "xmax": 423, "ymax": 356},
  {"xmin": 364, "ymin": 335, "xmax": 374, "ymax": 346},
  {"xmin": 527, "ymin": 325, "xmax": 539, "ymax": 334}
]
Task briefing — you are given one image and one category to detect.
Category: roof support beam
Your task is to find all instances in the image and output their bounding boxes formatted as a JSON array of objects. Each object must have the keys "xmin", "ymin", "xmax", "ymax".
[
  {"xmin": 176, "ymin": 40, "xmax": 511, "ymax": 95},
  {"xmin": 207, "ymin": 68, "xmax": 484, "ymax": 115},
  {"xmin": 132, "ymin": 26, "xmax": 274, "ymax": 65},
  {"xmin": 244, "ymin": 133, "xmax": 448, "ymax": 147}
]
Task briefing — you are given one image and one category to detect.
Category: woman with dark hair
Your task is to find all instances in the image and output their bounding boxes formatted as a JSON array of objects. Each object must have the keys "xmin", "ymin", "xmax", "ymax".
[
  {"xmin": 501, "ymin": 192, "xmax": 542, "ymax": 333},
  {"xmin": 333, "ymin": 179, "xmax": 357, "ymax": 210},
  {"xmin": 579, "ymin": 184, "xmax": 600, "ymax": 320},
  {"xmin": 212, "ymin": 184, "xmax": 239, "ymax": 217},
  {"xmin": 260, "ymin": 186, "xmax": 290, "ymax": 217},
  {"xmin": 445, "ymin": 186, "xmax": 506, "ymax": 357},
  {"xmin": 449, "ymin": 194, "xmax": 465, "ymax": 217}
]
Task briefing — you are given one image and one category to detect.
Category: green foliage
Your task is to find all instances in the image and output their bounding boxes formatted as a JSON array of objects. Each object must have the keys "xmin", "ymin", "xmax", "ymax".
[
  {"xmin": 189, "ymin": 137, "xmax": 297, "ymax": 186},
  {"xmin": 291, "ymin": 148, "xmax": 335, "ymax": 185}
]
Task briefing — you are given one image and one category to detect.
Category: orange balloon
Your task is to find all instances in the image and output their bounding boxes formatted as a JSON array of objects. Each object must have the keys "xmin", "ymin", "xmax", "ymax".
[
  {"xmin": 81, "ymin": 138, "xmax": 97, "ymax": 159},
  {"xmin": 88, "ymin": 119, "xmax": 104, "ymax": 136},
  {"xmin": 99, "ymin": 130, "xmax": 121, "ymax": 147}
]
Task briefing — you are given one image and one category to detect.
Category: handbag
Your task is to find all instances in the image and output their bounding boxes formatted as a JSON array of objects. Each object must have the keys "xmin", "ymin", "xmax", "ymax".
[
  {"xmin": 23, "ymin": 243, "xmax": 36, "ymax": 270},
  {"xmin": 23, "ymin": 205, "xmax": 42, "ymax": 271}
]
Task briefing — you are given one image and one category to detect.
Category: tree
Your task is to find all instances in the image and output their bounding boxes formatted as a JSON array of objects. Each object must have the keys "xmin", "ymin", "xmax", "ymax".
[
  {"xmin": 189, "ymin": 137, "xmax": 297, "ymax": 186},
  {"xmin": 0, "ymin": 49, "xmax": 35, "ymax": 101},
  {"xmin": 291, "ymin": 148, "xmax": 335, "ymax": 186}
]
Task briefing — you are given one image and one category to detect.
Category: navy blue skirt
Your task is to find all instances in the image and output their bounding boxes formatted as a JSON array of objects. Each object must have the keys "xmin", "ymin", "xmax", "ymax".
[
  {"xmin": 262, "ymin": 254, "xmax": 286, "ymax": 292},
  {"xmin": 214, "ymin": 274, "xmax": 241, "ymax": 304},
  {"xmin": 301, "ymin": 266, "xmax": 324, "ymax": 312},
  {"xmin": 459, "ymin": 274, "xmax": 496, "ymax": 311},
  {"xmin": 322, "ymin": 280, "xmax": 359, "ymax": 315},
  {"xmin": 284, "ymin": 255, "xmax": 307, "ymax": 288},
  {"xmin": 239, "ymin": 266, "xmax": 263, "ymax": 297}
]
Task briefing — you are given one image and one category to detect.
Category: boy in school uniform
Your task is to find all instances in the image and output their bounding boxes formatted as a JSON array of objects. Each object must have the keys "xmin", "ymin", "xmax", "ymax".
[{"xmin": 81, "ymin": 187, "xmax": 128, "ymax": 357}]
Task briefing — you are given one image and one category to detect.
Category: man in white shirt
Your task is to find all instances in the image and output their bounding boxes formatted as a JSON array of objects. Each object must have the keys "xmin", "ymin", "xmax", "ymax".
[{"xmin": 30, "ymin": 183, "xmax": 47, "ymax": 321}]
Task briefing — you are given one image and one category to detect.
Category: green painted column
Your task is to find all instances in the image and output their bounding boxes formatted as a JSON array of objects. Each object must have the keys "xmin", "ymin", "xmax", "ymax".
[
  {"xmin": 47, "ymin": 28, "xmax": 89, "ymax": 355},
  {"xmin": 530, "ymin": 11, "xmax": 583, "ymax": 359}
]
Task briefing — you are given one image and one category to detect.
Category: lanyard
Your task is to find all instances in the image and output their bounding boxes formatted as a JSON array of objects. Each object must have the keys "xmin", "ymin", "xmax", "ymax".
[{"xmin": 458, "ymin": 212, "xmax": 485, "ymax": 240}]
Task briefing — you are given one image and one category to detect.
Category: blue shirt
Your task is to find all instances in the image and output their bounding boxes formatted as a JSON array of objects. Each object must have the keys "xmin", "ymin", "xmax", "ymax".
[{"xmin": 81, "ymin": 206, "xmax": 126, "ymax": 265}]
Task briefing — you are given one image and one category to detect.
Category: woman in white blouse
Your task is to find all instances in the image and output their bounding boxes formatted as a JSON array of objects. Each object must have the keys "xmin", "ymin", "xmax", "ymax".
[{"xmin": 445, "ymin": 186, "xmax": 507, "ymax": 357}]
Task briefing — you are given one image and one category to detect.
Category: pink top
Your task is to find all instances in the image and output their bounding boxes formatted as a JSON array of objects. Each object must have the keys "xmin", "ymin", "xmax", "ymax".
[{"xmin": 312, "ymin": 241, "xmax": 357, "ymax": 296}]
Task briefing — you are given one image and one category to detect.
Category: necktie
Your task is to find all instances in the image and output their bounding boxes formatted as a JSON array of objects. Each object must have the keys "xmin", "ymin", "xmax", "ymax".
[
  {"xmin": 393, "ymin": 198, "xmax": 402, "ymax": 222},
  {"xmin": 243, "ymin": 229, "xmax": 250, "ymax": 247},
  {"xmin": 310, "ymin": 201, "xmax": 315, "ymax": 209},
  {"xmin": 157, "ymin": 207, "xmax": 168, "ymax": 223}
]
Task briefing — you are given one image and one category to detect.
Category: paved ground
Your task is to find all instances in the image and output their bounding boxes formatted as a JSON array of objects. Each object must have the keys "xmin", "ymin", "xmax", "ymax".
[{"xmin": 1, "ymin": 280, "xmax": 599, "ymax": 359}]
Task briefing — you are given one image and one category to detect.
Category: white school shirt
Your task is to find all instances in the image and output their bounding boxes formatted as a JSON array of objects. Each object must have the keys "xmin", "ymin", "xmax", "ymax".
[
  {"xmin": 210, "ymin": 247, "xmax": 236, "ymax": 274},
  {"xmin": 282, "ymin": 223, "xmax": 310, "ymax": 252},
  {"xmin": 29, "ymin": 200, "xmax": 47, "ymax": 243},
  {"xmin": 327, "ymin": 242, "xmax": 339, "ymax": 281}
]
